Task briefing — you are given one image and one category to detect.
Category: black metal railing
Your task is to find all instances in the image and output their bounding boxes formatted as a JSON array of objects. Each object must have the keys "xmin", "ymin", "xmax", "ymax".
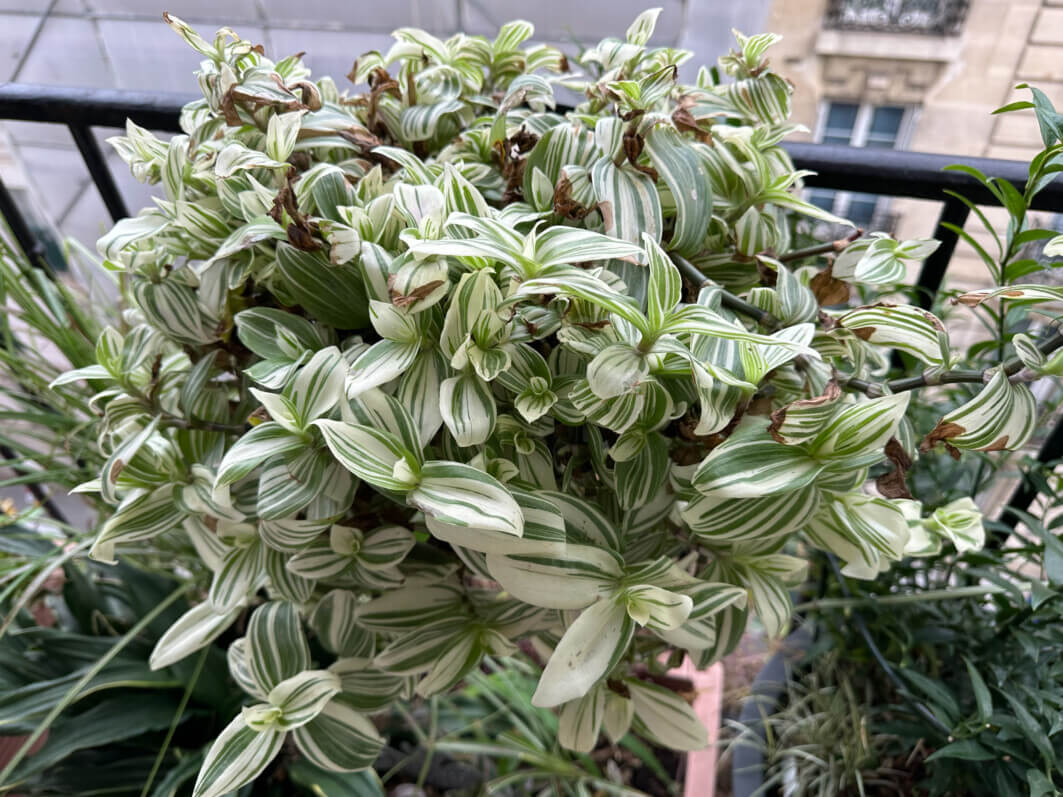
[{"xmin": 0, "ymin": 81, "xmax": 1060, "ymax": 507}]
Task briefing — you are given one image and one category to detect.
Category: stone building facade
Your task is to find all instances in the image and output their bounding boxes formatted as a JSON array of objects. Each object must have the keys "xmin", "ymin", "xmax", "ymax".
[{"xmin": 766, "ymin": 0, "xmax": 1063, "ymax": 290}]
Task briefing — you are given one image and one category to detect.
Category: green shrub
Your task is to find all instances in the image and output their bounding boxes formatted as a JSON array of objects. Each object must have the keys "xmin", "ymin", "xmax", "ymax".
[{"xmin": 64, "ymin": 8, "xmax": 1059, "ymax": 795}]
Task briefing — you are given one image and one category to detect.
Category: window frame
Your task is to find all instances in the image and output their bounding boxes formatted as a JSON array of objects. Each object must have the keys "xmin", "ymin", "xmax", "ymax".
[{"xmin": 809, "ymin": 101, "xmax": 918, "ymax": 227}]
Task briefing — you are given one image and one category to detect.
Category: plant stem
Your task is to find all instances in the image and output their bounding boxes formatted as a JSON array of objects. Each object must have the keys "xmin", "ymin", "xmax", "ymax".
[
  {"xmin": 140, "ymin": 645, "xmax": 210, "ymax": 797},
  {"xmin": 793, "ymin": 583, "xmax": 1007, "ymax": 613},
  {"xmin": 671, "ymin": 254, "xmax": 782, "ymax": 330},
  {"xmin": 0, "ymin": 583, "xmax": 190, "ymax": 787},
  {"xmin": 844, "ymin": 328, "xmax": 1063, "ymax": 396},
  {"xmin": 776, "ymin": 229, "xmax": 862, "ymax": 263}
]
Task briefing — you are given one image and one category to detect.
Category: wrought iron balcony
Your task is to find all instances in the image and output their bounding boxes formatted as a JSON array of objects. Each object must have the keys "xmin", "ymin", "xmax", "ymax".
[{"xmin": 824, "ymin": 0, "xmax": 970, "ymax": 36}]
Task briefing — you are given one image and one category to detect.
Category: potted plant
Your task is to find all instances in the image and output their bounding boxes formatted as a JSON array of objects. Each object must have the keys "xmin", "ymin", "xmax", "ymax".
[{"xmin": 8, "ymin": 7, "xmax": 1055, "ymax": 796}]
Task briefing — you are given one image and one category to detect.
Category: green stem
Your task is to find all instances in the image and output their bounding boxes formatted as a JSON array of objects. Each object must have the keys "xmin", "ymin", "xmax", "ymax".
[
  {"xmin": 844, "ymin": 328, "xmax": 1063, "ymax": 396},
  {"xmin": 0, "ymin": 583, "xmax": 190, "ymax": 788},
  {"xmin": 671, "ymin": 254, "xmax": 781, "ymax": 330},
  {"xmin": 792, "ymin": 583, "xmax": 1007, "ymax": 613},
  {"xmin": 140, "ymin": 645, "xmax": 210, "ymax": 797}
]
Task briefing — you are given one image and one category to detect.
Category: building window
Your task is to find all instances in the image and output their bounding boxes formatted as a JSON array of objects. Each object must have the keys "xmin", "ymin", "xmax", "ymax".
[
  {"xmin": 808, "ymin": 102, "xmax": 913, "ymax": 230},
  {"xmin": 824, "ymin": 0, "xmax": 969, "ymax": 36}
]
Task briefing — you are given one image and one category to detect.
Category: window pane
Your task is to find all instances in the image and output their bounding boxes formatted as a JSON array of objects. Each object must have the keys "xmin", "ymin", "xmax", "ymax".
[
  {"xmin": 822, "ymin": 102, "xmax": 859, "ymax": 145},
  {"xmin": 867, "ymin": 106, "xmax": 905, "ymax": 148},
  {"xmin": 808, "ymin": 188, "xmax": 839, "ymax": 212},
  {"xmin": 848, "ymin": 193, "xmax": 879, "ymax": 226}
]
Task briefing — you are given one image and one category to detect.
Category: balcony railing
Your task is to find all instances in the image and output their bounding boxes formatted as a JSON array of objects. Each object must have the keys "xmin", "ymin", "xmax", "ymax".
[
  {"xmin": 0, "ymin": 82, "xmax": 1060, "ymax": 523},
  {"xmin": 824, "ymin": 0, "xmax": 970, "ymax": 36}
]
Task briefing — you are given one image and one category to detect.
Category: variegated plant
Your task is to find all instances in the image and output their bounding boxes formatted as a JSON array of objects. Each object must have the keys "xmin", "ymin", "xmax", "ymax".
[{"xmin": 63, "ymin": 9, "xmax": 1056, "ymax": 796}]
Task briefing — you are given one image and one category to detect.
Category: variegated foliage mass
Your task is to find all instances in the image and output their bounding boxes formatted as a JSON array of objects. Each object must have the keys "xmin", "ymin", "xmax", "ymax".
[{"xmin": 64, "ymin": 9, "xmax": 1025, "ymax": 795}]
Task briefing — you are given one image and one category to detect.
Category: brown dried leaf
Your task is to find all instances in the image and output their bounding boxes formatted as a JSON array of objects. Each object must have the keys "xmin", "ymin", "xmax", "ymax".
[
  {"xmin": 391, "ymin": 280, "xmax": 444, "ymax": 308},
  {"xmin": 553, "ymin": 174, "xmax": 597, "ymax": 220},
  {"xmin": 876, "ymin": 436, "xmax": 913, "ymax": 499},
  {"xmin": 810, "ymin": 266, "xmax": 850, "ymax": 306},
  {"xmin": 920, "ymin": 420, "xmax": 966, "ymax": 455}
]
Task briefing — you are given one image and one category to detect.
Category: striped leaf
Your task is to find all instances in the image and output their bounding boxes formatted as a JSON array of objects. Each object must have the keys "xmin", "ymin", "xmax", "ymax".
[
  {"xmin": 256, "ymin": 449, "xmax": 330, "ymax": 520},
  {"xmin": 957, "ymin": 283, "xmax": 1063, "ymax": 306},
  {"xmin": 268, "ymin": 670, "xmax": 341, "ymax": 730},
  {"xmin": 922, "ymin": 370, "xmax": 1036, "ymax": 453},
  {"xmin": 532, "ymin": 598, "xmax": 635, "ymax": 707},
  {"xmin": 259, "ymin": 516, "xmax": 333, "ymax": 553},
  {"xmin": 624, "ymin": 584, "xmax": 693, "ymax": 631},
  {"xmin": 643, "ymin": 233, "xmax": 682, "ymax": 329},
  {"xmin": 97, "ymin": 211, "xmax": 168, "ymax": 260},
  {"xmin": 246, "ymin": 601, "xmax": 311, "ymax": 694},
  {"xmin": 832, "ymin": 235, "xmax": 939, "ymax": 285},
  {"xmin": 311, "ymin": 590, "xmax": 375, "ymax": 658},
  {"xmin": 838, "ymin": 304, "xmax": 951, "ymax": 367},
  {"xmin": 924, "ymin": 497, "xmax": 985, "ymax": 553},
  {"xmin": 542, "ymin": 490, "xmax": 623, "ymax": 550},
  {"xmin": 288, "ymin": 539, "xmax": 350, "ymax": 580},
  {"xmin": 228, "ymin": 639, "xmax": 267, "ymax": 701},
  {"xmin": 533, "ymin": 226, "xmax": 644, "ymax": 268},
  {"xmin": 692, "ymin": 427, "xmax": 824, "ymax": 498},
  {"xmin": 681, "ymin": 484, "xmax": 819, "ymax": 549},
  {"xmin": 805, "ymin": 491, "xmax": 910, "ymax": 580},
  {"xmin": 214, "ymin": 142, "xmax": 288, "ymax": 177},
  {"xmin": 440, "ymin": 372, "xmax": 497, "ymax": 446},
  {"xmin": 558, "ymin": 685, "xmax": 606, "ymax": 753},
  {"xmin": 615, "ymin": 433, "xmax": 669, "ymax": 511},
  {"xmin": 591, "ymin": 156, "xmax": 663, "ymax": 245},
  {"xmin": 192, "ymin": 716, "xmax": 285, "ymax": 797},
  {"xmin": 346, "ymin": 389, "xmax": 424, "ymax": 456},
  {"xmin": 644, "ymin": 125, "xmax": 712, "ymax": 255},
  {"xmin": 397, "ymin": 348, "xmax": 447, "ymax": 444},
  {"xmin": 485, "ymin": 545, "xmax": 623, "ymax": 610},
  {"xmin": 522, "ymin": 122, "xmax": 599, "ymax": 199},
  {"xmin": 809, "ymin": 392, "xmax": 910, "ymax": 463},
  {"xmin": 587, "ymin": 343, "xmax": 649, "ymax": 399},
  {"xmin": 328, "ymin": 659, "xmax": 407, "ymax": 712},
  {"xmin": 425, "ymin": 488, "xmax": 564, "ymax": 555},
  {"xmin": 408, "ymin": 461, "xmax": 523, "ymax": 535},
  {"xmin": 216, "ymin": 423, "xmax": 302, "ymax": 488},
  {"xmin": 276, "ymin": 243, "xmax": 370, "ymax": 330},
  {"xmin": 235, "ymin": 307, "xmax": 323, "ymax": 359},
  {"xmin": 628, "ymin": 679, "xmax": 707, "ymax": 751},
  {"xmin": 513, "ymin": 267, "xmax": 647, "ymax": 332},
  {"xmin": 150, "ymin": 601, "xmax": 241, "ymax": 671},
  {"xmin": 373, "ymin": 617, "xmax": 475, "ymax": 676},
  {"xmin": 91, "ymin": 484, "xmax": 181, "ymax": 563},
  {"xmin": 413, "ymin": 627, "xmax": 490, "ymax": 696},
  {"xmin": 209, "ymin": 540, "xmax": 267, "ymax": 612},
  {"xmin": 266, "ymin": 549, "xmax": 316, "ymax": 603},
  {"xmin": 768, "ymin": 385, "xmax": 843, "ymax": 447},
  {"xmin": 346, "ymin": 339, "xmax": 420, "ymax": 397},
  {"xmin": 287, "ymin": 346, "xmax": 346, "ymax": 426},
  {"xmin": 355, "ymin": 581, "xmax": 465, "ymax": 633},
  {"xmin": 316, "ymin": 420, "xmax": 421, "ymax": 492},
  {"xmin": 603, "ymin": 690, "xmax": 635, "ymax": 744},
  {"xmin": 291, "ymin": 693, "xmax": 384, "ymax": 772}
]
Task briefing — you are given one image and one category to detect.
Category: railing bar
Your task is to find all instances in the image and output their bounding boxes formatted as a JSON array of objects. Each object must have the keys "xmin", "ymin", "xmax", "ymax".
[
  {"xmin": 68, "ymin": 123, "xmax": 129, "ymax": 223},
  {"xmin": 0, "ymin": 173, "xmax": 54, "ymax": 275},
  {"xmin": 0, "ymin": 83, "xmax": 188, "ymax": 132},
  {"xmin": 911, "ymin": 195, "xmax": 970, "ymax": 310}
]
